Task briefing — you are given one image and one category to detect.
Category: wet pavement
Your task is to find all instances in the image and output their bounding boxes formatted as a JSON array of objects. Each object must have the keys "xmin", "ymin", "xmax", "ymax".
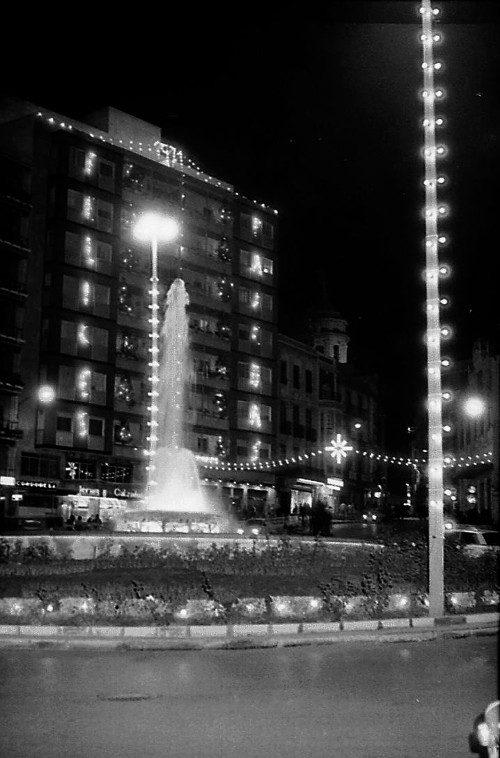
[{"xmin": 0, "ymin": 634, "xmax": 496, "ymax": 757}]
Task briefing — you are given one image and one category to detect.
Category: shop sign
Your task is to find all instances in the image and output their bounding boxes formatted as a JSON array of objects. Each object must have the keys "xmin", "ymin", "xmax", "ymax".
[
  {"xmin": 113, "ymin": 487, "xmax": 143, "ymax": 499},
  {"xmin": 0, "ymin": 476, "xmax": 15, "ymax": 486},
  {"xmin": 79, "ymin": 486, "xmax": 102, "ymax": 497},
  {"xmin": 77, "ymin": 486, "xmax": 143, "ymax": 499},
  {"xmin": 327, "ymin": 477, "xmax": 344, "ymax": 491},
  {"xmin": 16, "ymin": 480, "xmax": 57, "ymax": 490}
]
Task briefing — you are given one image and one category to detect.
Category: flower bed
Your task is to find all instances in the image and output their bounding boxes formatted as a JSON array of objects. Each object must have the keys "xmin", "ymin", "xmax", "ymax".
[{"xmin": 0, "ymin": 535, "xmax": 497, "ymax": 625}]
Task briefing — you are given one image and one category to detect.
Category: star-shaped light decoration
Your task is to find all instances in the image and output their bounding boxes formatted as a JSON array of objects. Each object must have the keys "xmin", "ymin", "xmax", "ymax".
[{"xmin": 325, "ymin": 434, "xmax": 353, "ymax": 465}]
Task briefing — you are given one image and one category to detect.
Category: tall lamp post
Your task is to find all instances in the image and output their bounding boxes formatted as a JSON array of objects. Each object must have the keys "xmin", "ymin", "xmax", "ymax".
[
  {"xmin": 420, "ymin": 0, "xmax": 446, "ymax": 617},
  {"xmin": 133, "ymin": 213, "xmax": 179, "ymax": 502}
]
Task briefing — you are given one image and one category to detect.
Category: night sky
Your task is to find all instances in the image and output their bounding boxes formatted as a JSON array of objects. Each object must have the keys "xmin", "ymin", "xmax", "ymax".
[{"xmin": 4, "ymin": 1, "xmax": 499, "ymax": 452}]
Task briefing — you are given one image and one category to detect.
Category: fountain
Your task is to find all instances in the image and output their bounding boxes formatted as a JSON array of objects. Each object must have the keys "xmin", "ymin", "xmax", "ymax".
[{"xmin": 116, "ymin": 278, "xmax": 230, "ymax": 534}]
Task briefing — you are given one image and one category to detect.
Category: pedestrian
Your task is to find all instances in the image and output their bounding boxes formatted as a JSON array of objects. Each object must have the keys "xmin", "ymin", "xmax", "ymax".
[{"xmin": 74, "ymin": 515, "xmax": 84, "ymax": 531}]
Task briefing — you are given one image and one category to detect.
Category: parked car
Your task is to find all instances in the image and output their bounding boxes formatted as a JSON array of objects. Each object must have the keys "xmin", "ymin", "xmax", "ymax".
[
  {"xmin": 444, "ymin": 522, "xmax": 499, "ymax": 558},
  {"xmin": 469, "ymin": 700, "xmax": 499, "ymax": 757}
]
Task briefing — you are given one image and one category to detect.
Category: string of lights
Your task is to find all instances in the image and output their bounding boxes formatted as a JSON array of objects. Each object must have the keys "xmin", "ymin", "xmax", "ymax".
[
  {"xmin": 34, "ymin": 111, "xmax": 278, "ymax": 214},
  {"xmin": 194, "ymin": 444, "xmax": 493, "ymax": 472}
]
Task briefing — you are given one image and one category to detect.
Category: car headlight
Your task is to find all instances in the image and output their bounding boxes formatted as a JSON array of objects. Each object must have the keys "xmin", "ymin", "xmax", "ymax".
[
  {"xmin": 251, "ymin": 528, "xmax": 259, "ymax": 536},
  {"xmin": 237, "ymin": 528, "xmax": 244, "ymax": 535},
  {"xmin": 371, "ymin": 514, "xmax": 377, "ymax": 521},
  {"xmin": 476, "ymin": 721, "xmax": 491, "ymax": 747},
  {"xmin": 362, "ymin": 514, "xmax": 368, "ymax": 521}
]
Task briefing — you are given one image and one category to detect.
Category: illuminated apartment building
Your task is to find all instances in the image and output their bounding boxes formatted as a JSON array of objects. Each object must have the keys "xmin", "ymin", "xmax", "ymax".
[{"xmin": 0, "ymin": 97, "xmax": 278, "ymax": 520}]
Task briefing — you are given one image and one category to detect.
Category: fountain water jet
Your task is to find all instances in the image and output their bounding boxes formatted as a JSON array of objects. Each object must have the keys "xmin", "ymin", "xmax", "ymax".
[{"xmin": 117, "ymin": 278, "xmax": 228, "ymax": 532}]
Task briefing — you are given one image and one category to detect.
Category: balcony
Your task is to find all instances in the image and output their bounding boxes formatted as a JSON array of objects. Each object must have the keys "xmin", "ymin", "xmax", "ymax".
[
  {"xmin": 0, "ymin": 373, "xmax": 23, "ymax": 393},
  {"xmin": 189, "ymin": 326, "xmax": 231, "ymax": 351},
  {"xmin": 237, "ymin": 378, "xmax": 273, "ymax": 397},
  {"xmin": 238, "ymin": 340, "xmax": 273, "ymax": 359},
  {"xmin": 112, "ymin": 445, "xmax": 145, "ymax": 460},
  {"xmin": 0, "ymin": 280, "xmax": 28, "ymax": 299},
  {"xmin": 181, "ymin": 246, "xmax": 231, "ymax": 274},
  {"xmin": 0, "ymin": 420, "xmax": 23, "ymax": 442},
  {"xmin": 0, "ymin": 327, "xmax": 25, "ymax": 346},
  {"xmin": 0, "ymin": 236, "xmax": 30, "ymax": 256},
  {"xmin": 186, "ymin": 410, "xmax": 229, "ymax": 431},
  {"xmin": 236, "ymin": 418, "xmax": 272, "ymax": 435},
  {"xmin": 0, "ymin": 185, "xmax": 32, "ymax": 208},
  {"xmin": 114, "ymin": 399, "xmax": 147, "ymax": 417},
  {"xmin": 188, "ymin": 287, "xmax": 231, "ymax": 312},
  {"xmin": 117, "ymin": 309, "xmax": 148, "ymax": 330},
  {"xmin": 115, "ymin": 352, "xmax": 148, "ymax": 370}
]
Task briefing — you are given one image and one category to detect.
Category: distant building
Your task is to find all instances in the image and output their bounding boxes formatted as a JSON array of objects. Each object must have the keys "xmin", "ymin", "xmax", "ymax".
[
  {"xmin": 446, "ymin": 340, "xmax": 499, "ymax": 524},
  {"xmin": 277, "ymin": 310, "xmax": 386, "ymax": 517}
]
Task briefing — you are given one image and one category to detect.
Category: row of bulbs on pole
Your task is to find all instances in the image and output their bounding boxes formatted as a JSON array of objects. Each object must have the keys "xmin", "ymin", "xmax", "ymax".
[{"xmin": 420, "ymin": 3, "xmax": 459, "ymax": 445}]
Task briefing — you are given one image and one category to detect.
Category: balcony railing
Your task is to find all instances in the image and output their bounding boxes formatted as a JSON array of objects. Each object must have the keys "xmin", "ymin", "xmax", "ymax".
[
  {"xmin": 0, "ymin": 236, "xmax": 30, "ymax": 255},
  {"xmin": 0, "ymin": 373, "xmax": 23, "ymax": 393},
  {"xmin": 0, "ymin": 326, "xmax": 25, "ymax": 345},
  {"xmin": 0, "ymin": 280, "xmax": 28, "ymax": 298},
  {"xmin": 0, "ymin": 420, "xmax": 23, "ymax": 441}
]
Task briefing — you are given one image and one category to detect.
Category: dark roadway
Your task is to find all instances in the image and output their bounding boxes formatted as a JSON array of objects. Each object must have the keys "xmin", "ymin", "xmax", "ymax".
[{"xmin": 0, "ymin": 635, "xmax": 497, "ymax": 758}]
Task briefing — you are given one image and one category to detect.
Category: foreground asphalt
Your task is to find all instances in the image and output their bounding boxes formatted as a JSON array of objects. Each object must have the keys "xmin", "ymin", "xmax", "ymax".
[
  {"xmin": 0, "ymin": 613, "xmax": 497, "ymax": 650},
  {"xmin": 0, "ymin": 635, "xmax": 497, "ymax": 758}
]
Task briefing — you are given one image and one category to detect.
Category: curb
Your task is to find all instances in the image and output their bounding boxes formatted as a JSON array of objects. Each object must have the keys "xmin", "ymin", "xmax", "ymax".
[{"xmin": 0, "ymin": 613, "xmax": 497, "ymax": 650}]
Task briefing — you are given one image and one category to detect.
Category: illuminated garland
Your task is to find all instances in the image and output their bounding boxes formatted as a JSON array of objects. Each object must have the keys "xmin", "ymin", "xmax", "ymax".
[
  {"xmin": 421, "ymin": 0, "xmax": 448, "ymax": 533},
  {"xmin": 195, "ymin": 445, "xmax": 493, "ymax": 472},
  {"xmin": 34, "ymin": 111, "xmax": 278, "ymax": 214}
]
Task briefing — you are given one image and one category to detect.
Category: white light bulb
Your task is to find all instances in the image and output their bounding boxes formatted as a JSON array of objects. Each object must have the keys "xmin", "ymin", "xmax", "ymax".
[
  {"xmin": 436, "ymin": 118, "xmax": 444, "ymax": 126},
  {"xmin": 434, "ymin": 62, "xmax": 442, "ymax": 70}
]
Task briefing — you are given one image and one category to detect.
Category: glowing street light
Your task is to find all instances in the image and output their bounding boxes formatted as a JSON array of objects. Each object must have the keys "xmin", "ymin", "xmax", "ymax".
[
  {"xmin": 133, "ymin": 213, "xmax": 180, "ymax": 497},
  {"xmin": 134, "ymin": 213, "xmax": 179, "ymax": 245},
  {"xmin": 463, "ymin": 396, "xmax": 486, "ymax": 419},
  {"xmin": 37, "ymin": 385, "xmax": 56, "ymax": 404}
]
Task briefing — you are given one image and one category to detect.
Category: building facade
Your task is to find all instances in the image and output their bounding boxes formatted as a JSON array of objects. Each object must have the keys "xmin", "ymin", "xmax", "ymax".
[
  {"xmin": 445, "ymin": 339, "xmax": 499, "ymax": 524},
  {"xmin": 277, "ymin": 312, "xmax": 386, "ymax": 517},
  {"xmin": 0, "ymin": 98, "xmax": 279, "ymax": 521}
]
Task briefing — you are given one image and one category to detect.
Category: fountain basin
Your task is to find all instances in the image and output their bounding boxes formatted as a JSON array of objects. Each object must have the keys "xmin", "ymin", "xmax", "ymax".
[{"xmin": 114, "ymin": 510, "xmax": 230, "ymax": 534}]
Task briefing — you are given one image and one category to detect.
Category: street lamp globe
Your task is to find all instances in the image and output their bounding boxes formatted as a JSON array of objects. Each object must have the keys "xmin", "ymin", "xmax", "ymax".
[
  {"xmin": 133, "ymin": 213, "xmax": 179, "ymax": 243},
  {"xmin": 37, "ymin": 385, "xmax": 56, "ymax": 404},
  {"xmin": 463, "ymin": 396, "xmax": 486, "ymax": 418}
]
